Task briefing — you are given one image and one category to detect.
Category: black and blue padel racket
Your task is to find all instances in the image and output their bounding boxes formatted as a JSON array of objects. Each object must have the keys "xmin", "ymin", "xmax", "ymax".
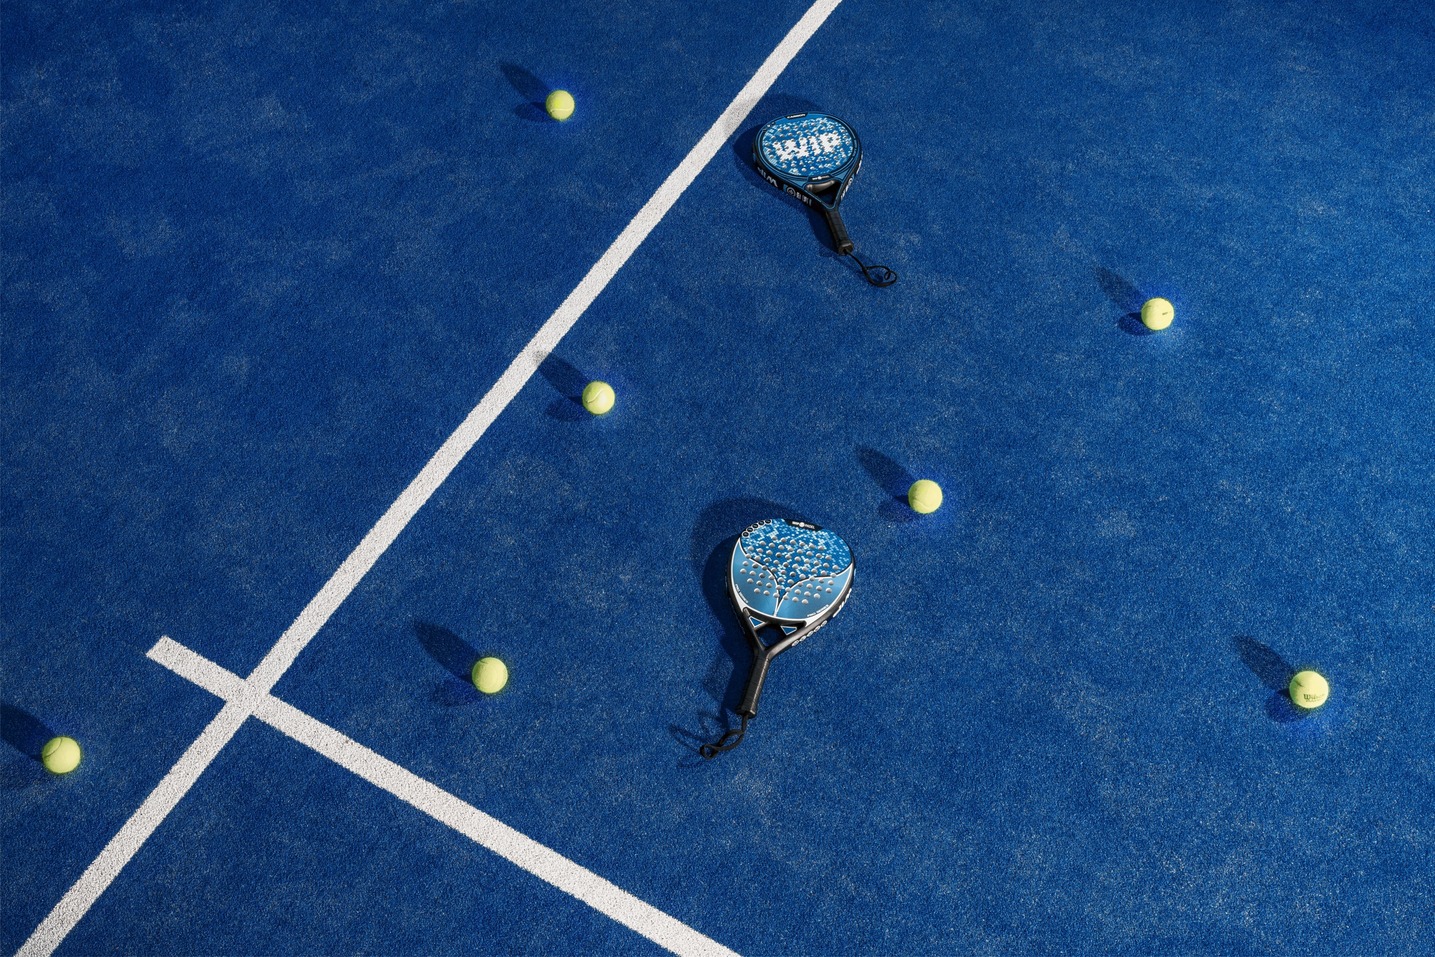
[
  {"xmin": 700, "ymin": 519, "xmax": 855, "ymax": 758},
  {"xmin": 752, "ymin": 112, "xmax": 897, "ymax": 287}
]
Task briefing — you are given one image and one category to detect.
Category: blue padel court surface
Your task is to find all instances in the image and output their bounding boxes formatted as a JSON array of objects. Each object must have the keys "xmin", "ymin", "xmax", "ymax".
[{"xmin": 5, "ymin": 1, "xmax": 1434, "ymax": 954}]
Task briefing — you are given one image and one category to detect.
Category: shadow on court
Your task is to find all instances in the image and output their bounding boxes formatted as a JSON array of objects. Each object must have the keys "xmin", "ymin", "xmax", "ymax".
[
  {"xmin": 731, "ymin": 92, "xmax": 886, "ymax": 277},
  {"xmin": 856, "ymin": 446, "xmax": 920, "ymax": 524},
  {"xmin": 1, "ymin": 703, "xmax": 54, "ymax": 759},
  {"xmin": 415, "ymin": 620, "xmax": 481, "ymax": 707},
  {"xmin": 1, "ymin": 703, "xmax": 56, "ymax": 790},
  {"xmin": 669, "ymin": 496, "xmax": 810, "ymax": 764},
  {"xmin": 537, "ymin": 353, "xmax": 594, "ymax": 422},
  {"xmin": 1231, "ymin": 635, "xmax": 1304, "ymax": 724},
  {"xmin": 728, "ymin": 92, "xmax": 821, "ymax": 192},
  {"xmin": 1095, "ymin": 266, "xmax": 1154, "ymax": 336},
  {"xmin": 500, "ymin": 62, "xmax": 551, "ymax": 122},
  {"xmin": 1232, "ymin": 635, "xmax": 1293, "ymax": 689}
]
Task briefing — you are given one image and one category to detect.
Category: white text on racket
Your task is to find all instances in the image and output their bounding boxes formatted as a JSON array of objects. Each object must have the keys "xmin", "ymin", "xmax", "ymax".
[{"xmin": 771, "ymin": 131, "xmax": 845, "ymax": 163}]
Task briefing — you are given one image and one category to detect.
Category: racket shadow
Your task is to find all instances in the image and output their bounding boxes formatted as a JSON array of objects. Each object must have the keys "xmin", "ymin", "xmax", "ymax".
[
  {"xmin": 729, "ymin": 93, "xmax": 820, "ymax": 186},
  {"xmin": 731, "ymin": 96, "xmax": 854, "ymax": 263},
  {"xmin": 671, "ymin": 496, "xmax": 812, "ymax": 761}
]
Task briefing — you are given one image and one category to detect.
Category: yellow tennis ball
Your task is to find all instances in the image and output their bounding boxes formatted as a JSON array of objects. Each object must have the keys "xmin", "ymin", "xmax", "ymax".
[
  {"xmin": 42, "ymin": 736, "xmax": 82, "ymax": 775},
  {"xmin": 1289, "ymin": 669, "xmax": 1329, "ymax": 710},
  {"xmin": 908, "ymin": 479, "xmax": 943, "ymax": 514},
  {"xmin": 581, "ymin": 380, "xmax": 615, "ymax": 415},
  {"xmin": 1141, "ymin": 297, "xmax": 1174, "ymax": 331},
  {"xmin": 545, "ymin": 90, "xmax": 575, "ymax": 121},
  {"xmin": 472, "ymin": 657, "xmax": 509, "ymax": 694}
]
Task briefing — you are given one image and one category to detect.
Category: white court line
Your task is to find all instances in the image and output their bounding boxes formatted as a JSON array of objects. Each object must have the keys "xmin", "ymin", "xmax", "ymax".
[
  {"xmin": 17, "ymin": 2, "xmax": 845, "ymax": 955},
  {"xmin": 244, "ymin": 0, "xmax": 846, "ymax": 699},
  {"xmin": 144, "ymin": 637, "xmax": 739, "ymax": 957}
]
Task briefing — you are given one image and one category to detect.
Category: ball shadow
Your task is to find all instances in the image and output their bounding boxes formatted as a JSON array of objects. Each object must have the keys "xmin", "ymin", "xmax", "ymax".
[
  {"xmin": 1, "ymin": 703, "xmax": 54, "ymax": 759},
  {"xmin": 415, "ymin": 619, "xmax": 480, "ymax": 706},
  {"xmin": 1, "ymin": 703, "xmax": 56, "ymax": 790},
  {"xmin": 1232, "ymin": 635, "xmax": 1293, "ymax": 691},
  {"xmin": 1095, "ymin": 267, "xmax": 1155, "ymax": 337},
  {"xmin": 500, "ymin": 62, "xmax": 551, "ymax": 123},
  {"xmin": 857, "ymin": 446, "xmax": 920, "ymax": 524},
  {"xmin": 1095, "ymin": 266, "xmax": 1144, "ymax": 312},
  {"xmin": 1232, "ymin": 635, "xmax": 1307, "ymax": 724},
  {"xmin": 537, "ymin": 353, "xmax": 592, "ymax": 421}
]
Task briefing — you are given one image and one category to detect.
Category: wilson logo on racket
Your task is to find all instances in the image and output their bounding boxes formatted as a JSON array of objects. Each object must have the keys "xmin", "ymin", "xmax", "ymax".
[
  {"xmin": 700, "ymin": 519, "xmax": 855, "ymax": 758},
  {"xmin": 751, "ymin": 111, "xmax": 897, "ymax": 287}
]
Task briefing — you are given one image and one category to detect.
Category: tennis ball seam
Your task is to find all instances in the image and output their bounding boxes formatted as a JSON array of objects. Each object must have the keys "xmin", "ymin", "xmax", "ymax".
[
  {"xmin": 42, "ymin": 736, "xmax": 82, "ymax": 774},
  {"xmin": 908, "ymin": 479, "xmax": 943, "ymax": 514},
  {"xmin": 581, "ymin": 381, "xmax": 615, "ymax": 415},
  {"xmin": 545, "ymin": 90, "xmax": 574, "ymax": 121}
]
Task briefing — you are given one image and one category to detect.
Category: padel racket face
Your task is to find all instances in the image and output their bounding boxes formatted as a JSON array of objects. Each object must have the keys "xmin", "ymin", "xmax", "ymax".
[
  {"xmin": 753, "ymin": 112, "xmax": 861, "ymax": 211},
  {"xmin": 728, "ymin": 519, "xmax": 854, "ymax": 654}
]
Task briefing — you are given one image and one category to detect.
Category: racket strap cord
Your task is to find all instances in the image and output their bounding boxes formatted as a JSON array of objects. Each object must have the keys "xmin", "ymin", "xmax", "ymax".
[
  {"xmin": 699, "ymin": 715, "xmax": 750, "ymax": 759},
  {"xmin": 849, "ymin": 250, "xmax": 898, "ymax": 287}
]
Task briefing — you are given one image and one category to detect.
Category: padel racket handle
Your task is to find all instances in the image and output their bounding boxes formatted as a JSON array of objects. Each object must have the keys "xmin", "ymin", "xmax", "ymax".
[
  {"xmin": 822, "ymin": 208, "xmax": 854, "ymax": 256},
  {"xmin": 737, "ymin": 649, "xmax": 775, "ymax": 718}
]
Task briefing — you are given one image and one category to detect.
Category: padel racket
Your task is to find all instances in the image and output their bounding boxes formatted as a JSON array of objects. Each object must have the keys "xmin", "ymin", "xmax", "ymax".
[
  {"xmin": 752, "ymin": 112, "xmax": 897, "ymax": 287},
  {"xmin": 700, "ymin": 519, "xmax": 855, "ymax": 758}
]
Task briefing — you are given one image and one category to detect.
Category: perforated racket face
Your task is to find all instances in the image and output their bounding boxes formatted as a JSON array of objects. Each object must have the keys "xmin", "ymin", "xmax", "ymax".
[
  {"xmin": 729, "ymin": 520, "xmax": 854, "ymax": 638},
  {"xmin": 756, "ymin": 113, "xmax": 858, "ymax": 184}
]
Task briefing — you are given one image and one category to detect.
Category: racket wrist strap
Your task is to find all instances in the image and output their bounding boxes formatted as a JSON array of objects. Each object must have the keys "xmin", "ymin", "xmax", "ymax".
[
  {"xmin": 849, "ymin": 249, "xmax": 898, "ymax": 287},
  {"xmin": 699, "ymin": 715, "xmax": 750, "ymax": 759},
  {"xmin": 699, "ymin": 648, "xmax": 769, "ymax": 758}
]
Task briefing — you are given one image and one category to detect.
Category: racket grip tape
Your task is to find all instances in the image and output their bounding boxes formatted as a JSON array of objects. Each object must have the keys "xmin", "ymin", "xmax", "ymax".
[
  {"xmin": 737, "ymin": 649, "xmax": 775, "ymax": 718},
  {"xmin": 822, "ymin": 209, "xmax": 854, "ymax": 256}
]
